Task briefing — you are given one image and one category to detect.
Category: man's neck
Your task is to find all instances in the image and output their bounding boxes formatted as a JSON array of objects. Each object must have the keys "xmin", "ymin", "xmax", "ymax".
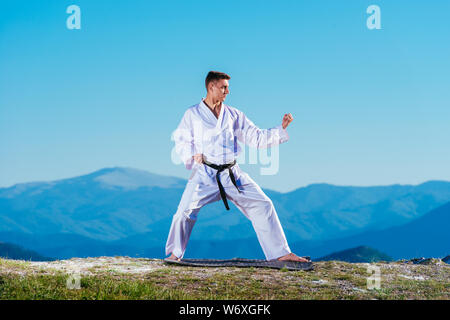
[{"xmin": 203, "ymin": 96, "xmax": 222, "ymax": 111}]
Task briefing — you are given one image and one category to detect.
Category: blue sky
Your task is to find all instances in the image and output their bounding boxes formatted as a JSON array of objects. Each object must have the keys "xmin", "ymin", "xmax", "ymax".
[{"xmin": 1, "ymin": 0, "xmax": 449, "ymax": 192}]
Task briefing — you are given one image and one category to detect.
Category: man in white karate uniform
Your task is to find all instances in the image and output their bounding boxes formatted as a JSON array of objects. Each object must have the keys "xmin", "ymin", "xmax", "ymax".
[{"xmin": 165, "ymin": 71, "xmax": 309, "ymax": 262}]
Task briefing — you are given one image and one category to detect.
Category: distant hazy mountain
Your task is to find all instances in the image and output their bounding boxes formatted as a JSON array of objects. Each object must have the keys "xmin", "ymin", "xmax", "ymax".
[
  {"xmin": 274, "ymin": 180, "xmax": 450, "ymax": 241},
  {"xmin": 0, "ymin": 167, "xmax": 187, "ymax": 241},
  {"xmin": 0, "ymin": 232, "xmax": 138, "ymax": 260},
  {"xmin": 291, "ymin": 201, "xmax": 450, "ymax": 260},
  {"xmin": 315, "ymin": 246, "xmax": 393, "ymax": 263},
  {"xmin": 0, "ymin": 167, "xmax": 449, "ymax": 259},
  {"xmin": 0, "ymin": 241, "xmax": 53, "ymax": 261}
]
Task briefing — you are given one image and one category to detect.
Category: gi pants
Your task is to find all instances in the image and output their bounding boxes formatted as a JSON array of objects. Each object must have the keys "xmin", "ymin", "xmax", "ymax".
[{"xmin": 165, "ymin": 163, "xmax": 291, "ymax": 261}]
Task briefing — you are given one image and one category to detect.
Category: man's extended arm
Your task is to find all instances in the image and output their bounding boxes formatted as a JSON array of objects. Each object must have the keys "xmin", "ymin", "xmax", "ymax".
[{"xmin": 235, "ymin": 111, "xmax": 293, "ymax": 149}]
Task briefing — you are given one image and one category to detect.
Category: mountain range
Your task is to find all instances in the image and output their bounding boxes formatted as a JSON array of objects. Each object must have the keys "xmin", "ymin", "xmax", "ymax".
[
  {"xmin": 290, "ymin": 200, "xmax": 450, "ymax": 259},
  {"xmin": 0, "ymin": 167, "xmax": 449, "ymax": 260}
]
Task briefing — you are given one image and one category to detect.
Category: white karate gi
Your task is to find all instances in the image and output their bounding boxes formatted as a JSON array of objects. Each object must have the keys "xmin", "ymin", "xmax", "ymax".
[{"xmin": 165, "ymin": 99, "xmax": 292, "ymax": 261}]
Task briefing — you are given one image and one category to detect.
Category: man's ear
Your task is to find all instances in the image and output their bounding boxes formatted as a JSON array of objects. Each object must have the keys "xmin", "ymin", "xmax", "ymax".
[{"xmin": 208, "ymin": 80, "xmax": 215, "ymax": 92}]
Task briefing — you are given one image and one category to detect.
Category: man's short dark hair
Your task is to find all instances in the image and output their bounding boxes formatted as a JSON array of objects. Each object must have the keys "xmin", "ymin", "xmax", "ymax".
[{"xmin": 205, "ymin": 71, "xmax": 231, "ymax": 90}]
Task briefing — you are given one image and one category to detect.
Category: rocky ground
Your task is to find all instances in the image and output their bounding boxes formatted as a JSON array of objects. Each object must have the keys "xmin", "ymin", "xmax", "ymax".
[{"xmin": 0, "ymin": 256, "xmax": 448, "ymax": 299}]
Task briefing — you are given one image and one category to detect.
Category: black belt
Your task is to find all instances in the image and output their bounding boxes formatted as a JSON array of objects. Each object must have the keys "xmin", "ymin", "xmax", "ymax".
[{"xmin": 202, "ymin": 159, "xmax": 242, "ymax": 210}]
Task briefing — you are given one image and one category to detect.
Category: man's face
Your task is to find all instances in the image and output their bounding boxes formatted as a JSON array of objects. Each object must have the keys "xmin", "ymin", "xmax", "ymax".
[{"xmin": 210, "ymin": 79, "xmax": 230, "ymax": 102}]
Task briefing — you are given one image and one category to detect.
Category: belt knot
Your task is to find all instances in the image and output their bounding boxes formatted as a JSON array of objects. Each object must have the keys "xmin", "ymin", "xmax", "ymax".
[{"xmin": 202, "ymin": 159, "xmax": 241, "ymax": 210}]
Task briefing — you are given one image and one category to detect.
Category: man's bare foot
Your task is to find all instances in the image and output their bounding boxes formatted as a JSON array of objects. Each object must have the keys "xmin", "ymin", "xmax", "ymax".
[
  {"xmin": 277, "ymin": 252, "xmax": 310, "ymax": 263},
  {"xmin": 165, "ymin": 253, "xmax": 181, "ymax": 261}
]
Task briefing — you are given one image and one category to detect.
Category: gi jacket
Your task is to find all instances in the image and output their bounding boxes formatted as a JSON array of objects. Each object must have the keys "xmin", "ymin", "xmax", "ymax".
[{"xmin": 172, "ymin": 99, "xmax": 289, "ymax": 187}]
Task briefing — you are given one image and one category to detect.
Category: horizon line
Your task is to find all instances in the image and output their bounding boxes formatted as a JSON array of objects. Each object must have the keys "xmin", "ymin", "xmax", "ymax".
[{"xmin": 1, "ymin": 165, "xmax": 449, "ymax": 193}]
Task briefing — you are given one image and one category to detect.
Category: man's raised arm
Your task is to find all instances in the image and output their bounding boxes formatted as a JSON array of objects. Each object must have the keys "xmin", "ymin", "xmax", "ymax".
[{"xmin": 235, "ymin": 111, "xmax": 293, "ymax": 149}]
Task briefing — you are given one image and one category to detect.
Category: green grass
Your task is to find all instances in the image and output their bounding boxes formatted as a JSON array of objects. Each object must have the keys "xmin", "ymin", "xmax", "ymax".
[
  {"xmin": 0, "ymin": 258, "xmax": 448, "ymax": 300},
  {"xmin": 0, "ymin": 273, "xmax": 189, "ymax": 300}
]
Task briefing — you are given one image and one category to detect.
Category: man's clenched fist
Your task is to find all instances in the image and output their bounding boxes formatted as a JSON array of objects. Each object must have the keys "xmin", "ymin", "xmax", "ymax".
[
  {"xmin": 193, "ymin": 154, "xmax": 204, "ymax": 164},
  {"xmin": 282, "ymin": 113, "xmax": 293, "ymax": 129}
]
